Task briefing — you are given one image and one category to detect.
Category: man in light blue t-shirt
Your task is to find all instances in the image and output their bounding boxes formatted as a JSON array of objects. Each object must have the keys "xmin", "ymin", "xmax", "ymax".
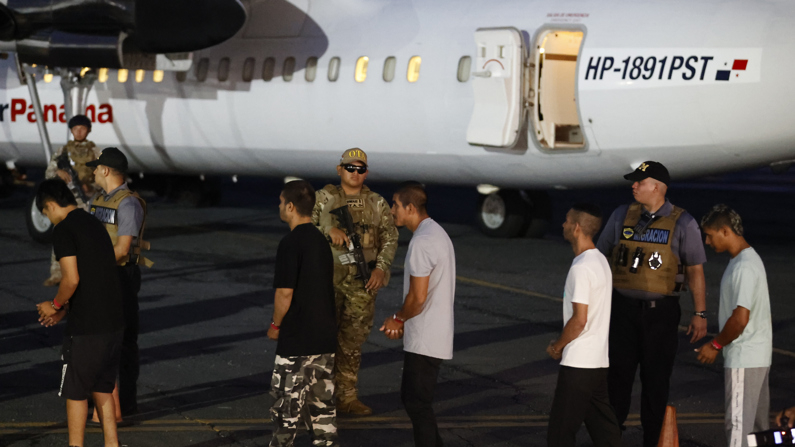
[
  {"xmin": 381, "ymin": 182, "xmax": 455, "ymax": 447},
  {"xmin": 696, "ymin": 204, "xmax": 772, "ymax": 447}
]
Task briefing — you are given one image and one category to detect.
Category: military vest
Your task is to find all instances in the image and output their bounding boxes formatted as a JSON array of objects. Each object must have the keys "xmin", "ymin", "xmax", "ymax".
[
  {"xmin": 65, "ymin": 140, "xmax": 99, "ymax": 186},
  {"xmin": 90, "ymin": 188, "xmax": 154, "ymax": 268},
  {"xmin": 317, "ymin": 184, "xmax": 389, "ymax": 284},
  {"xmin": 610, "ymin": 202, "xmax": 684, "ymax": 295}
]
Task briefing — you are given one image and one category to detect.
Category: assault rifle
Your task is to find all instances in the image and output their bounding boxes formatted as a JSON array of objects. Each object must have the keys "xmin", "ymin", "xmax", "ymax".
[
  {"xmin": 55, "ymin": 152, "xmax": 89, "ymax": 204},
  {"xmin": 330, "ymin": 205, "xmax": 371, "ymax": 287}
]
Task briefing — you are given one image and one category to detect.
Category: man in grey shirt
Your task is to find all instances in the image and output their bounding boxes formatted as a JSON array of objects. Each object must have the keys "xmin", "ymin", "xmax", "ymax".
[
  {"xmin": 596, "ymin": 161, "xmax": 707, "ymax": 447},
  {"xmin": 381, "ymin": 182, "xmax": 455, "ymax": 447},
  {"xmin": 86, "ymin": 147, "xmax": 149, "ymax": 421}
]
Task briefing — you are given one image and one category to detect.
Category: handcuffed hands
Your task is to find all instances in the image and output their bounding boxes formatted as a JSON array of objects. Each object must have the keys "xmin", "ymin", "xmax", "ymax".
[{"xmin": 380, "ymin": 316, "xmax": 404, "ymax": 340}]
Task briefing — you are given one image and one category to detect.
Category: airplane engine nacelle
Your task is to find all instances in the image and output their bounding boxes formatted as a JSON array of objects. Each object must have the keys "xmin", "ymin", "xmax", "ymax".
[
  {"xmin": 16, "ymin": 31, "xmax": 124, "ymax": 68},
  {"xmin": 0, "ymin": 0, "xmax": 245, "ymax": 68}
]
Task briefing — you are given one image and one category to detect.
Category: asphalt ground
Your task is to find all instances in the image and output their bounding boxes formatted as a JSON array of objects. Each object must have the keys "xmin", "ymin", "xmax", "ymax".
[{"xmin": 2, "ymin": 169, "xmax": 795, "ymax": 447}]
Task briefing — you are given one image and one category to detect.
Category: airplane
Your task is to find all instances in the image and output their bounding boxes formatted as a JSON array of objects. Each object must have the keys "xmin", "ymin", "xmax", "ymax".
[{"xmin": 1, "ymin": 0, "xmax": 794, "ymax": 243}]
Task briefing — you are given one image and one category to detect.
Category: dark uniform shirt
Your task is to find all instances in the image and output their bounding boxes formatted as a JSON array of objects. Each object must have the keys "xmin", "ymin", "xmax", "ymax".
[{"xmin": 596, "ymin": 199, "xmax": 707, "ymax": 300}]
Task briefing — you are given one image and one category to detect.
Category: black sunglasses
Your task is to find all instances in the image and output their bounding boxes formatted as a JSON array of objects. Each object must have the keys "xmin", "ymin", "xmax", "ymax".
[{"xmin": 342, "ymin": 164, "xmax": 367, "ymax": 174}]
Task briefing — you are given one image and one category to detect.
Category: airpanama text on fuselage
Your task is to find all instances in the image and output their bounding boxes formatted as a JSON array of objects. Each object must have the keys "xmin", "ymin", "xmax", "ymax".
[{"xmin": 0, "ymin": 99, "xmax": 114, "ymax": 123}]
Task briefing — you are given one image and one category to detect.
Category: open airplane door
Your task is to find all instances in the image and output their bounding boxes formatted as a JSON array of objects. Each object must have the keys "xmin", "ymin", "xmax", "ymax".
[{"xmin": 466, "ymin": 28, "xmax": 526, "ymax": 148}]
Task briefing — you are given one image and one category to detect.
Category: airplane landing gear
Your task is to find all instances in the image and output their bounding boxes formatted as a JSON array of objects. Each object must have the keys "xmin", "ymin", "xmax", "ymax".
[
  {"xmin": 25, "ymin": 193, "xmax": 53, "ymax": 243},
  {"xmin": 476, "ymin": 189, "xmax": 551, "ymax": 238}
]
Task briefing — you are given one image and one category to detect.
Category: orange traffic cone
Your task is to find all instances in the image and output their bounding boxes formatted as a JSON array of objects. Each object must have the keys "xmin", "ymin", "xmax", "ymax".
[{"xmin": 657, "ymin": 405, "xmax": 679, "ymax": 447}]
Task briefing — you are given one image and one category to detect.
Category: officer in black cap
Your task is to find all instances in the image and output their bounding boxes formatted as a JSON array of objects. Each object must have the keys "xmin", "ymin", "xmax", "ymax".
[
  {"xmin": 86, "ymin": 147, "xmax": 153, "ymax": 421},
  {"xmin": 42, "ymin": 114, "xmax": 100, "ymax": 286},
  {"xmin": 596, "ymin": 161, "xmax": 707, "ymax": 447}
]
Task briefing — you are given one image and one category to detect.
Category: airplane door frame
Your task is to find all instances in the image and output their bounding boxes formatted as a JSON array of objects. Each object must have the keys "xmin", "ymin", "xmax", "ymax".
[{"xmin": 529, "ymin": 24, "xmax": 598, "ymax": 153}]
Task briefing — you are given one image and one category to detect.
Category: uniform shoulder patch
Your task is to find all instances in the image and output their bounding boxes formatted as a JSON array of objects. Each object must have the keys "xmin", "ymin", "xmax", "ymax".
[{"xmin": 622, "ymin": 228, "xmax": 634, "ymax": 239}]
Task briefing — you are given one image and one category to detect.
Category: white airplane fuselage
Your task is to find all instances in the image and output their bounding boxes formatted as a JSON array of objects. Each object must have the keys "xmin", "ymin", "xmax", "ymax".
[{"xmin": 1, "ymin": 0, "xmax": 794, "ymax": 189}]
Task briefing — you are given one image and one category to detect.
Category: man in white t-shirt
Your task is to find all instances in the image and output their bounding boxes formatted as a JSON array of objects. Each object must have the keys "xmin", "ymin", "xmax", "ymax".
[
  {"xmin": 696, "ymin": 204, "xmax": 772, "ymax": 447},
  {"xmin": 381, "ymin": 182, "xmax": 455, "ymax": 447},
  {"xmin": 547, "ymin": 203, "xmax": 622, "ymax": 447}
]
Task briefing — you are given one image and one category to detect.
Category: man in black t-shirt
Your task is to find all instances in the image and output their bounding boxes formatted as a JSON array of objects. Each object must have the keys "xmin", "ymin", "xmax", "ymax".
[
  {"xmin": 35, "ymin": 179, "xmax": 124, "ymax": 447},
  {"xmin": 268, "ymin": 180, "xmax": 338, "ymax": 447}
]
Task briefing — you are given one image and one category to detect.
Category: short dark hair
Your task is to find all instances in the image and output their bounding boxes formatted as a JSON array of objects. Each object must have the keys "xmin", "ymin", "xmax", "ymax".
[
  {"xmin": 282, "ymin": 180, "xmax": 315, "ymax": 217},
  {"xmin": 570, "ymin": 202, "xmax": 603, "ymax": 238},
  {"xmin": 36, "ymin": 179, "xmax": 77, "ymax": 212},
  {"xmin": 701, "ymin": 204, "xmax": 743, "ymax": 236},
  {"xmin": 394, "ymin": 181, "xmax": 427, "ymax": 213}
]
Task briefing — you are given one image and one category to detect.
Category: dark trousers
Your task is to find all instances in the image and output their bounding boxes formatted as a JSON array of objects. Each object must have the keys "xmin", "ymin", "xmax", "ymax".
[
  {"xmin": 607, "ymin": 291, "xmax": 680, "ymax": 447},
  {"xmin": 548, "ymin": 366, "xmax": 622, "ymax": 447},
  {"xmin": 118, "ymin": 264, "xmax": 141, "ymax": 415},
  {"xmin": 401, "ymin": 352, "xmax": 443, "ymax": 447}
]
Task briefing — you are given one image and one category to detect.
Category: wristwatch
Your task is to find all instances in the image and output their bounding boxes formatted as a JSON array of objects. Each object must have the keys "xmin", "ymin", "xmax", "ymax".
[{"xmin": 693, "ymin": 311, "xmax": 707, "ymax": 319}]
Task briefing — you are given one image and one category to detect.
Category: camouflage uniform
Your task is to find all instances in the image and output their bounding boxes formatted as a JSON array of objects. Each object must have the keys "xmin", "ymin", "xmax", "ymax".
[
  {"xmin": 312, "ymin": 185, "xmax": 398, "ymax": 404},
  {"xmin": 270, "ymin": 353, "xmax": 338, "ymax": 447},
  {"xmin": 44, "ymin": 140, "xmax": 101, "ymax": 281}
]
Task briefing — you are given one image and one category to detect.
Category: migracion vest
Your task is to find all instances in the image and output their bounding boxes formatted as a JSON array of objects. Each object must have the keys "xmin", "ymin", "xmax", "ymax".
[
  {"xmin": 317, "ymin": 184, "xmax": 388, "ymax": 284},
  {"xmin": 90, "ymin": 188, "xmax": 154, "ymax": 268},
  {"xmin": 610, "ymin": 202, "xmax": 684, "ymax": 295}
]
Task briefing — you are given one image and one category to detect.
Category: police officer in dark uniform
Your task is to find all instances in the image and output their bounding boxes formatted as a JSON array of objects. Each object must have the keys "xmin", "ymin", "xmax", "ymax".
[
  {"xmin": 86, "ymin": 148, "xmax": 153, "ymax": 417},
  {"xmin": 596, "ymin": 161, "xmax": 707, "ymax": 447}
]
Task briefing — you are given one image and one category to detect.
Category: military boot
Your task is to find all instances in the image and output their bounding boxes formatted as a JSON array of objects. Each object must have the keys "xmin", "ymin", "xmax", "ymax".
[{"xmin": 336, "ymin": 398, "xmax": 372, "ymax": 415}]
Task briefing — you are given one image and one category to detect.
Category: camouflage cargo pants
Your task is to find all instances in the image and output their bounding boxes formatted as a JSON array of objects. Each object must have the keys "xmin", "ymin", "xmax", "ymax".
[
  {"xmin": 333, "ymin": 274, "xmax": 376, "ymax": 403},
  {"xmin": 270, "ymin": 353, "xmax": 338, "ymax": 447}
]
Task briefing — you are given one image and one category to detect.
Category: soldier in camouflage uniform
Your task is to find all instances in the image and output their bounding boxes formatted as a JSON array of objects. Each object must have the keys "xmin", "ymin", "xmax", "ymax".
[
  {"xmin": 43, "ymin": 115, "xmax": 101, "ymax": 286},
  {"xmin": 270, "ymin": 180, "xmax": 339, "ymax": 447},
  {"xmin": 312, "ymin": 148, "xmax": 399, "ymax": 415}
]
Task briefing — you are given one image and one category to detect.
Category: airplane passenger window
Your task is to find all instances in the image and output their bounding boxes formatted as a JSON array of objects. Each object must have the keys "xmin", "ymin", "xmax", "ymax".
[
  {"xmin": 407, "ymin": 56, "xmax": 421, "ymax": 83},
  {"xmin": 328, "ymin": 57, "xmax": 340, "ymax": 82},
  {"xmin": 262, "ymin": 57, "xmax": 275, "ymax": 81},
  {"xmin": 355, "ymin": 56, "xmax": 369, "ymax": 82},
  {"xmin": 98, "ymin": 68, "xmax": 109, "ymax": 83},
  {"xmin": 457, "ymin": 56, "xmax": 471, "ymax": 82},
  {"xmin": 196, "ymin": 58, "xmax": 209, "ymax": 82},
  {"xmin": 153, "ymin": 70, "xmax": 164, "ymax": 83},
  {"xmin": 283, "ymin": 57, "xmax": 296, "ymax": 81},
  {"xmin": 176, "ymin": 71, "xmax": 187, "ymax": 83},
  {"xmin": 305, "ymin": 57, "xmax": 318, "ymax": 82},
  {"xmin": 118, "ymin": 69, "xmax": 129, "ymax": 83},
  {"xmin": 383, "ymin": 57, "xmax": 396, "ymax": 82},
  {"xmin": 242, "ymin": 58, "xmax": 255, "ymax": 82},
  {"xmin": 135, "ymin": 69, "xmax": 145, "ymax": 83},
  {"xmin": 218, "ymin": 58, "xmax": 231, "ymax": 82}
]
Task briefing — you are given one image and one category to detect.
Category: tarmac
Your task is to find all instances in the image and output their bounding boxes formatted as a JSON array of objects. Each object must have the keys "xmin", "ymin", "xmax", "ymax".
[{"xmin": 1, "ymin": 169, "xmax": 795, "ymax": 447}]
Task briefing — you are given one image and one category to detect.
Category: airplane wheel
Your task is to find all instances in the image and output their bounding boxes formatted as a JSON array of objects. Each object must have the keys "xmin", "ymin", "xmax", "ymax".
[
  {"xmin": 25, "ymin": 191, "xmax": 53, "ymax": 244},
  {"xmin": 476, "ymin": 190, "xmax": 529, "ymax": 238},
  {"xmin": 523, "ymin": 190, "xmax": 552, "ymax": 239}
]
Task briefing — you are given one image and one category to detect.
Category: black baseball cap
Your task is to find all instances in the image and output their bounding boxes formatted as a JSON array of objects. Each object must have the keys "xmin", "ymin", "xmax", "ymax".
[
  {"xmin": 624, "ymin": 161, "xmax": 670, "ymax": 186},
  {"xmin": 86, "ymin": 147, "xmax": 128, "ymax": 172},
  {"xmin": 68, "ymin": 114, "xmax": 91, "ymax": 130}
]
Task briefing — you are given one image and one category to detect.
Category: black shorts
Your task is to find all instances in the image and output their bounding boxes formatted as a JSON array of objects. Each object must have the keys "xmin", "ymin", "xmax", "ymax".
[{"xmin": 59, "ymin": 331, "xmax": 123, "ymax": 400}]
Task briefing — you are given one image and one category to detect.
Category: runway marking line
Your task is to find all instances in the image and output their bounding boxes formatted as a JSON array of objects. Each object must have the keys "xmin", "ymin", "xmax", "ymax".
[{"xmin": 0, "ymin": 412, "xmax": 732, "ymax": 434}]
